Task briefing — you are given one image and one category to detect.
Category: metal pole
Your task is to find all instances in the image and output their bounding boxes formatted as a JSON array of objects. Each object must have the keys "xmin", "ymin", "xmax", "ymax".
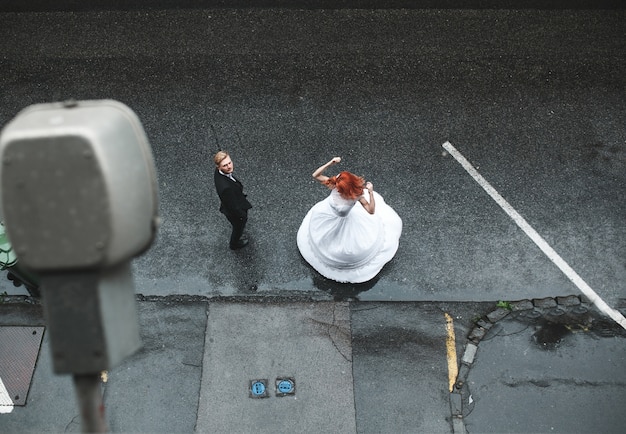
[{"xmin": 73, "ymin": 373, "xmax": 108, "ymax": 433}]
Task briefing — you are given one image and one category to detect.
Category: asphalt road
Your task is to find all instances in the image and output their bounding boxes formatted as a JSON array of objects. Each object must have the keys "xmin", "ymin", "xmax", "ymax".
[{"xmin": 0, "ymin": 8, "xmax": 624, "ymax": 307}]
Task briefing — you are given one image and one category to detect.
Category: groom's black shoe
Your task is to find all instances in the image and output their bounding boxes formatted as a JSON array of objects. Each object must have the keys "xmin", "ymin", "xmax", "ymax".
[{"xmin": 230, "ymin": 238, "xmax": 249, "ymax": 250}]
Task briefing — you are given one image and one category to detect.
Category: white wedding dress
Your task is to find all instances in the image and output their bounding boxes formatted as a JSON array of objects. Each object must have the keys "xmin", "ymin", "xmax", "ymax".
[{"xmin": 297, "ymin": 188, "xmax": 402, "ymax": 283}]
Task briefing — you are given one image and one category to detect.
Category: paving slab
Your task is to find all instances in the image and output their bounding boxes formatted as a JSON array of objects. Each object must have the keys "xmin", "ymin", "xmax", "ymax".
[
  {"xmin": 0, "ymin": 301, "xmax": 207, "ymax": 433},
  {"xmin": 350, "ymin": 302, "xmax": 479, "ymax": 434},
  {"xmin": 196, "ymin": 301, "xmax": 356, "ymax": 433},
  {"xmin": 105, "ymin": 301, "xmax": 207, "ymax": 433}
]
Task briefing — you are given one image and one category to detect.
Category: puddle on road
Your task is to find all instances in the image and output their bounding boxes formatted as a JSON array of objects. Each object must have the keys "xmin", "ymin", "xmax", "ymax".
[
  {"xmin": 531, "ymin": 314, "xmax": 625, "ymax": 350},
  {"xmin": 532, "ymin": 322, "xmax": 571, "ymax": 350}
]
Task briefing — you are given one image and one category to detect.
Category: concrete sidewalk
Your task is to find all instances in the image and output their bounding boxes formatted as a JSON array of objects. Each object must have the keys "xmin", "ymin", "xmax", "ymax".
[
  {"xmin": 1, "ymin": 297, "xmax": 624, "ymax": 433},
  {"xmin": 0, "ymin": 299, "xmax": 469, "ymax": 433},
  {"xmin": 196, "ymin": 302, "xmax": 356, "ymax": 433}
]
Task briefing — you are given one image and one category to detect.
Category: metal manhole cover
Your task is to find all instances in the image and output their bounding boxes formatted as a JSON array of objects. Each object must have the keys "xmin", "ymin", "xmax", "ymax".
[{"xmin": 0, "ymin": 326, "xmax": 45, "ymax": 407}]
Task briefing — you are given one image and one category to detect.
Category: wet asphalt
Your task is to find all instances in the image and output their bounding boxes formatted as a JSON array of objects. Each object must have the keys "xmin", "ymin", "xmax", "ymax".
[
  {"xmin": 0, "ymin": 5, "xmax": 625, "ymax": 433},
  {"xmin": 0, "ymin": 7, "xmax": 624, "ymax": 304}
]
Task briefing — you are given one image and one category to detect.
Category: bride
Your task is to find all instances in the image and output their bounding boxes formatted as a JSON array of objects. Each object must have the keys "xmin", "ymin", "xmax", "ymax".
[{"xmin": 297, "ymin": 157, "xmax": 402, "ymax": 283}]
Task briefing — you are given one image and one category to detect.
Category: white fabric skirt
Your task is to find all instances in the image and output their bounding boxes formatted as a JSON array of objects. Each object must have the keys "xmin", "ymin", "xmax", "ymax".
[{"xmin": 297, "ymin": 191, "xmax": 402, "ymax": 283}]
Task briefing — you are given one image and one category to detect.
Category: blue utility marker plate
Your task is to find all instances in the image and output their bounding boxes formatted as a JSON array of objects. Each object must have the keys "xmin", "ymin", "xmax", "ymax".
[
  {"xmin": 275, "ymin": 377, "xmax": 296, "ymax": 397},
  {"xmin": 249, "ymin": 379, "xmax": 269, "ymax": 398}
]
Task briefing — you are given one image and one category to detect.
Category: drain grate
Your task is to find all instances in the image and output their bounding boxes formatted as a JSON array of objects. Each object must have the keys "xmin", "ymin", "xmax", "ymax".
[{"xmin": 0, "ymin": 326, "xmax": 45, "ymax": 406}]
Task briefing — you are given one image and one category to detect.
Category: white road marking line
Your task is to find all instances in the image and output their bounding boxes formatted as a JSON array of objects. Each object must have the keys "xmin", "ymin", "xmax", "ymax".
[
  {"xmin": 0, "ymin": 376, "xmax": 14, "ymax": 413},
  {"xmin": 442, "ymin": 141, "xmax": 626, "ymax": 330}
]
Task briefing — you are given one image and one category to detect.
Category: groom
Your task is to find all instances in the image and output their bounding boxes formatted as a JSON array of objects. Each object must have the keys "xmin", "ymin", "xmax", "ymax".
[{"xmin": 213, "ymin": 151, "xmax": 252, "ymax": 249}]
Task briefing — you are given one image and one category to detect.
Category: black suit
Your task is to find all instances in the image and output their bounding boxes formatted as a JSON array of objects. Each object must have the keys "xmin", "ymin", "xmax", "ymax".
[{"xmin": 214, "ymin": 168, "xmax": 252, "ymax": 247}]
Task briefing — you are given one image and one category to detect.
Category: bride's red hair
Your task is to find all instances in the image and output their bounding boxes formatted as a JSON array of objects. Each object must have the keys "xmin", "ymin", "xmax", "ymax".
[{"xmin": 324, "ymin": 171, "xmax": 365, "ymax": 200}]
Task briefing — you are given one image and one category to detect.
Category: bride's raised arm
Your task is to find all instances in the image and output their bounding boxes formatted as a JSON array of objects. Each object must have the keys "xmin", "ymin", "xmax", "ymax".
[{"xmin": 312, "ymin": 157, "xmax": 341, "ymax": 183}]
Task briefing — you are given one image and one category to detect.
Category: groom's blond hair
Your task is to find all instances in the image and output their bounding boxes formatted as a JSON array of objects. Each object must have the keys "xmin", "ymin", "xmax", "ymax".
[{"xmin": 214, "ymin": 151, "xmax": 229, "ymax": 166}]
